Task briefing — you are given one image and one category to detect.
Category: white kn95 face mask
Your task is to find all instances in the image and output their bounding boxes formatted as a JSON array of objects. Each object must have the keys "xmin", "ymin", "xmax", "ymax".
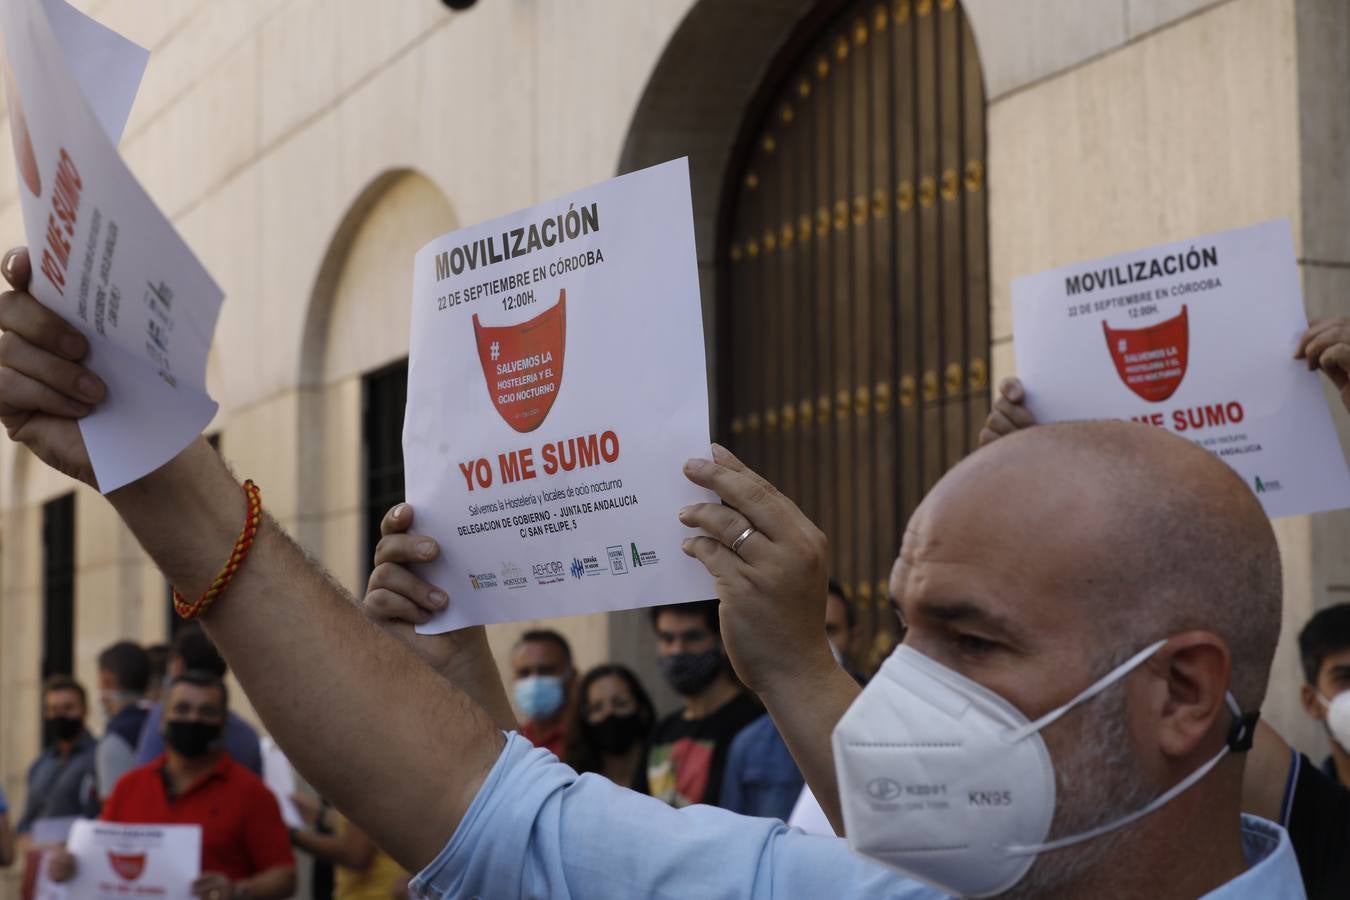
[
  {"xmin": 1319, "ymin": 691, "xmax": 1350, "ymax": 752},
  {"xmin": 832, "ymin": 640, "xmax": 1256, "ymax": 898}
]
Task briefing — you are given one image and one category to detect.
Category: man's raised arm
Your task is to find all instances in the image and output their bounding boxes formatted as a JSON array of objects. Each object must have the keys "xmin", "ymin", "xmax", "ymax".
[{"xmin": 0, "ymin": 249, "xmax": 502, "ymax": 873}]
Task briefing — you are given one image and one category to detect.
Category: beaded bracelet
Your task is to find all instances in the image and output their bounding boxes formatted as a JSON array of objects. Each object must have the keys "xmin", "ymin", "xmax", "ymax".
[{"xmin": 172, "ymin": 479, "xmax": 263, "ymax": 620}]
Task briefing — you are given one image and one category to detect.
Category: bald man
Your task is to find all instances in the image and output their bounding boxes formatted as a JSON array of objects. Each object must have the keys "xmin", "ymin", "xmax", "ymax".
[
  {"xmin": 981, "ymin": 351, "xmax": 1350, "ymax": 900},
  {"xmin": 0, "ymin": 246, "xmax": 1301, "ymax": 898}
]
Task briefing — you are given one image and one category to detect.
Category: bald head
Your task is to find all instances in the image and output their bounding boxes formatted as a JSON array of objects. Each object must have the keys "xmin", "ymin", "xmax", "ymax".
[{"xmin": 916, "ymin": 420, "xmax": 1281, "ymax": 708}]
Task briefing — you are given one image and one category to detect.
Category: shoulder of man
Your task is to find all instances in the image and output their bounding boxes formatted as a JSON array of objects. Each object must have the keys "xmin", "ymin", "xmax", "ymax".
[
  {"xmin": 224, "ymin": 758, "xmax": 288, "ymax": 821},
  {"xmin": 25, "ymin": 749, "xmax": 49, "ymax": 780},
  {"xmin": 227, "ymin": 710, "xmax": 260, "ymax": 737},
  {"xmin": 221, "ymin": 754, "xmax": 273, "ymax": 794},
  {"xmin": 720, "ymin": 691, "xmax": 765, "ymax": 727},
  {"xmin": 650, "ymin": 708, "xmax": 687, "ymax": 738},
  {"xmin": 105, "ymin": 705, "xmax": 149, "ymax": 748},
  {"xmin": 725, "ymin": 714, "xmax": 772, "ymax": 755},
  {"xmin": 100, "ymin": 760, "xmax": 160, "ymax": 816}
]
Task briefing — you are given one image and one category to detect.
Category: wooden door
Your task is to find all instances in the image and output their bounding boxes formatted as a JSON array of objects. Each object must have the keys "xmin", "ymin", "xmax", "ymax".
[{"xmin": 718, "ymin": 0, "xmax": 989, "ymax": 670}]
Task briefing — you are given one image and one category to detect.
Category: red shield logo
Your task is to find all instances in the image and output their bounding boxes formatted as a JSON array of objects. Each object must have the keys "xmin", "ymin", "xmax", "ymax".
[
  {"xmin": 1102, "ymin": 305, "xmax": 1189, "ymax": 403},
  {"xmin": 1, "ymin": 55, "xmax": 41, "ymax": 196},
  {"xmin": 108, "ymin": 852, "xmax": 147, "ymax": 882},
  {"xmin": 473, "ymin": 289, "xmax": 567, "ymax": 433}
]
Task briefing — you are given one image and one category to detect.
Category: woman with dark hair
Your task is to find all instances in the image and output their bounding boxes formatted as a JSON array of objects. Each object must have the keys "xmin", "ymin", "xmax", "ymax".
[{"xmin": 562, "ymin": 665, "xmax": 655, "ymax": 788}]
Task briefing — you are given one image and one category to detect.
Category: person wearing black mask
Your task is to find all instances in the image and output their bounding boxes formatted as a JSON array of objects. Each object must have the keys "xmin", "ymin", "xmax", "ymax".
[
  {"xmin": 633, "ymin": 601, "xmax": 761, "ymax": 808},
  {"xmin": 562, "ymin": 665, "xmax": 656, "ymax": 787},
  {"xmin": 47, "ymin": 671, "xmax": 296, "ymax": 900},
  {"xmin": 16, "ymin": 675, "xmax": 99, "ymax": 891}
]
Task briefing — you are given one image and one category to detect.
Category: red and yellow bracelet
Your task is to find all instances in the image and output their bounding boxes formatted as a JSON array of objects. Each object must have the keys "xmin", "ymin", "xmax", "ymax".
[{"xmin": 172, "ymin": 479, "xmax": 263, "ymax": 620}]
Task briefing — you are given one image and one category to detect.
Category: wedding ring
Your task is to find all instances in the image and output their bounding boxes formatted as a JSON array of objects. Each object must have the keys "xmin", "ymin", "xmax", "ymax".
[{"xmin": 730, "ymin": 526, "xmax": 757, "ymax": 556}]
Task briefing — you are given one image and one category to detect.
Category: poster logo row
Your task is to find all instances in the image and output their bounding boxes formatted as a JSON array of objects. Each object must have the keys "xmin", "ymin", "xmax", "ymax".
[{"xmin": 468, "ymin": 543, "xmax": 661, "ymax": 591}]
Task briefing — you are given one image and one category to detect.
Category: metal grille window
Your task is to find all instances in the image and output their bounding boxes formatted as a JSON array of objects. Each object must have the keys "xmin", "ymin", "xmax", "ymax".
[
  {"xmin": 719, "ymin": 0, "xmax": 988, "ymax": 669},
  {"xmin": 364, "ymin": 359, "xmax": 409, "ymax": 576},
  {"xmin": 41, "ymin": 493, "xmax": 76, "ymax": 680}
]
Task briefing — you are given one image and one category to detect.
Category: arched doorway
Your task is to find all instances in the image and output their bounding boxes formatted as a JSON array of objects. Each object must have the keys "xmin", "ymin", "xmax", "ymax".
[
  {"xmin": 717, "ymin": 0, "xmax": 989, "ymax": 669},
  {"xmin": 296, "ymin": 169, "xmax": 457, "ymax": 590}
]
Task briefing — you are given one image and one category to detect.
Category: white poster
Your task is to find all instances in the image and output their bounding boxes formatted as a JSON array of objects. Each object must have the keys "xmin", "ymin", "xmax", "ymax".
[
  {"xmin": 405, "ymin": 158, "xmax": 717, "ymax": 631},
  {"xmin": 1012, "ymin": 219, "xmax": 1350, "ymax": 518},
  {"xmin": 259, "ymin": 736, "xmax": 303, "ymax": 829},
  {"xmin": 65, "ymin": 820, "xmax": 200, "ymax": 900},
  {"xmin": 29, "ymin": 818, "xmax": 82, "ymax": 900},
  {"xmin": 0, "ymin": 0, "xmax": 222, "ymax": 491}
]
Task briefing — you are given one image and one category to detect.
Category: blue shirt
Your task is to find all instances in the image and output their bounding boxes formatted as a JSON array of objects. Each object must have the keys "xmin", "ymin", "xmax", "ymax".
[
  {"xmin": 412, "ymin": 734, "xmax": 1305, "ymax": 899},
  {"xmin": 134, "ymin": 703, "xmax": 263, "ymax": 777},
  {"xmin": 720, "ymin": 714, "xmax": 804, "ymax": 821},
  {"xmin": 0, "ymin": 784, "xmax": 8, "ymax": 814},
  {"xmin": 16, "ymin": 732, "xmax": 100, "ymax": 833}
]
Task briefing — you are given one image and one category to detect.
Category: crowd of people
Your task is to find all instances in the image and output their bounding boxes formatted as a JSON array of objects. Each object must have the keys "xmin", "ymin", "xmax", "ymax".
[{"xmin": 0, "ymin": 233, "xmax": 1346, "ymax": 899}]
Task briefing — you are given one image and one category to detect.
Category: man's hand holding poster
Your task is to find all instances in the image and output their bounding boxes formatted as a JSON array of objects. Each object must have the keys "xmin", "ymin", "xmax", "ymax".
[
  {"xmin": 1012, "ymin": 219, "xmax": 1350, "ymax": 518},
  {"xmin": 405, "ymin": 158, "xmax": 717, "ymax": 631}
]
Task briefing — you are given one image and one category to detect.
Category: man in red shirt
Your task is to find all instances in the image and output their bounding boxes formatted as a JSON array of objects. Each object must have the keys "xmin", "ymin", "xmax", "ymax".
[{"xmin": 49, "ymin": 672, "xmax": 294, "ymax": 900}]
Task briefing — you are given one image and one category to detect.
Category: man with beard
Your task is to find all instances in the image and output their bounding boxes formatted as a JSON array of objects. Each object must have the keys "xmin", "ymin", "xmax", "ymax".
[
  {"xmin": 0, "ymin": 245, "xmax": 1300, "ymax": 897},
  {"xmin": 46, "ymin": 673, "xmax": 295, "ymax": 900},
  {"xmin": 16, "ymin": 676, "xmax": 99, "ymax": 835},
  {"xmin": 14, "ymin": 675, "xmax": 99, "ymax": 897},
  {"xmin": 635, "ymin": 600, "xmax": 761, "ymax": 808}
]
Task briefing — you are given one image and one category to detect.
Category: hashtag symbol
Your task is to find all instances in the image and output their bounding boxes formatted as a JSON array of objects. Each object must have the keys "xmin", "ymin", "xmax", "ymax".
[{"xmin": 489, "ymin": 341, "xmax": 500, "ymax": 361}]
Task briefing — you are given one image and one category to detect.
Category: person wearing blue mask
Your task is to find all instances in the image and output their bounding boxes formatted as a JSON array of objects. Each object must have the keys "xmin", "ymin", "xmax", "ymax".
[{"xmin": 510, "ymin": 630, "xmax": 575, "ymax": 758}]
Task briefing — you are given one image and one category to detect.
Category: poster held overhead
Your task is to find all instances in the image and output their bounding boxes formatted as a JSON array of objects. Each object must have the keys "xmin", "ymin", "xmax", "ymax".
[
  {"xmin": 1012, "ymin": 219, "xmax": 1350, "ymax": 518},
  {"xmin": 405, "ymin": 158, "xmax": 717, "ymax": 632},
  {"xmin": 0, "ymin": 0, "xmax": 223, "ymax": 492}
]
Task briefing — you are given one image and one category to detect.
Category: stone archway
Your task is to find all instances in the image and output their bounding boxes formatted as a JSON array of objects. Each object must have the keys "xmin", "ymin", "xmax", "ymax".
[{"xmin": 295, "ymin": 170, "xmax": 457, "ymax": 588}]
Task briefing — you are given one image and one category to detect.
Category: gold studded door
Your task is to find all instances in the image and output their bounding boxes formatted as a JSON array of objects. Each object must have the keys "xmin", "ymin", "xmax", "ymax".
[{"xmin": 719, "ymin": 0, "xmax": 988, "ymax": 672}]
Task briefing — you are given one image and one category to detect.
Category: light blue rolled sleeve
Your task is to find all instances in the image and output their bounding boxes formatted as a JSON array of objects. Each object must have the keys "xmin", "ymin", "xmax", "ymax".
[{"xmin": 412, "ymin": 732, "xmax": 936, "ymax": 900}]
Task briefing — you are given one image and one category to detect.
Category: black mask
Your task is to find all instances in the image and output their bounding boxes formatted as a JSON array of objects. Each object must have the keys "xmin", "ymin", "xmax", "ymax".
[
  {"xmin": 44, "ymin": 715, "xmax": 83, "ymax": 744},
  {"xmin": 163, "ymin": 720, "xmax": 222, "ymax": 758},
  {"xmin": 658, "ymin": 650, "xmax": 723, "ymax": 697},
  {"xmin": 585, "ymin": 713, "xmax": 647, "ymax": 756}
]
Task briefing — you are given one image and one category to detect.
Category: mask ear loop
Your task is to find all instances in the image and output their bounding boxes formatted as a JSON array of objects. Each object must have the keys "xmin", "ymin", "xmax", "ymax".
[
  {"xmin": 1007, "ymin": 693, "xmax": 1256, "ymax": 856},
  {"xmin": 1004, "ymin": 640, "xmax": 1167, "ymax": 745}
]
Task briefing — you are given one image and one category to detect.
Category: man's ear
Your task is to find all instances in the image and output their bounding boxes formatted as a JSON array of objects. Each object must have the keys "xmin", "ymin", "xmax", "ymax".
[
  {"xmin": 1300, "ymin": 682, "xmax": 1326, "ymax": 721},
  {"xmin": 1149, "ymin": 631, "xmax": 1232, "ymax": 760}
]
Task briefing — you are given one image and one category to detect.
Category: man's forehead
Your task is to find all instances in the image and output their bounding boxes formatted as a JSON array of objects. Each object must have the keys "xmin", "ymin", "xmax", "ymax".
[
  {"xmin": 889, "ymin": 496, "xmax": 1091, "ymax": 640},
  {"xmin": 169, "ymin": 683, "xmax": 221, "ymax": 705},
  {"xmin": 656, "ymin": 611, "xmax": 709, "ymax": 633},
  {"xmin": 515, "ymin": 640, "xmax": 566, "ymax": 662}
]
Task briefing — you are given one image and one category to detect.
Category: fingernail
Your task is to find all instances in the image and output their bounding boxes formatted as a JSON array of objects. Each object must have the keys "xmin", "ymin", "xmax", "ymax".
[
  {"xmin": 1, "ymin": 249, "xmax": 16, "ymax": 282},
  {"xmin": 711, "ymin": 443, "xmax": 730, "ymax": 461},
  {"xmin": 61, "ymin": 333, "xmax": 85, "ymax": 359},
  {"xmin": 683, "ymin": 458, "xmax": 707, "ymax": 474},
  {"xmin": 417, "ymin": 540, "xmax": 436, "ymax": 558},
  {"xmin": 678, "ymin": 505, "xmax": 695, "ymax": 520},
  {"xmin": 429, "ymin": 590, "xmax": 448, "ymax": 609},
  {"xmin": 393, "ymin": 503, "xmax": 408, "ymax": 520},
  {"xmin": 681, "ymin": 539, "xmax": 693, "ymax": 554},
  {"xmin": 76, "ymin": 374, "xmax": 103, "ymax": 402}
]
